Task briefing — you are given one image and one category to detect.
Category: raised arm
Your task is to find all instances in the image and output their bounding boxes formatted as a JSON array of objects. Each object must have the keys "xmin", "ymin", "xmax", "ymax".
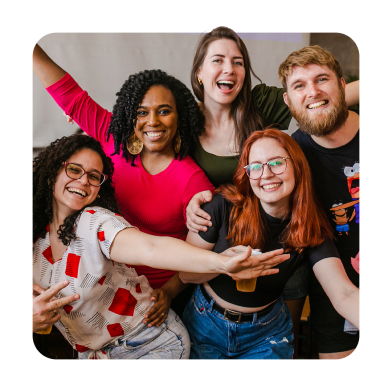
[
  {"xmin": 345, "ymin": 80, "xmax": 359, "ymax": 108},
  {"xmin": 33, "ymin": 44, "xmax": 66, "ymax": 88},
  {"xmin": 313, "ymin": 257, "xmax": 359, "ymax": 329},
  {"xmin": 109, "ymin": 228, "xmax": 288, "ymax": 280}
]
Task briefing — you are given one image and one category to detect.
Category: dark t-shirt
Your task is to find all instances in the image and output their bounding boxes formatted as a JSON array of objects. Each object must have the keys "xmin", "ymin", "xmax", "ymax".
[
  {"xmin": 291, "ymin": 128, "xmax": 359, "ymax": 289},
  {"xmin": 199, "ymin": 194, "xmax": 340, "ymax": 308}
]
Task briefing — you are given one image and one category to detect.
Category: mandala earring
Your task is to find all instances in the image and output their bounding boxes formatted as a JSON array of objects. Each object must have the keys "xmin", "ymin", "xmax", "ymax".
[
  {"xmin": 127, "ymin": 132, "xmax": 143, "ymax": 155},
  {"xmin": 174, "ymin": 131, "xmax": 181, "ymax": 154},
  {"xmin": 197, "ymin": 78, "xmax": 203, "ymax": 85}
]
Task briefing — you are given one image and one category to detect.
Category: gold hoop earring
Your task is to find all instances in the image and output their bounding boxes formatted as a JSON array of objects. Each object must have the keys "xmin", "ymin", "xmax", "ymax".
[
  {"xmin": 96, "ymin": 194, "xmax": 100, "ymax": 199},
  {"xmin": 127, "ymin": 132, "xmax": 143, "ymax": 155},
  {"xmin": 197, "ymin": 78, "xmax": 203, "ymax": 85},
  {"xmin": 174, "ymin": 131, "xmax": 181, "ymax": 154}
]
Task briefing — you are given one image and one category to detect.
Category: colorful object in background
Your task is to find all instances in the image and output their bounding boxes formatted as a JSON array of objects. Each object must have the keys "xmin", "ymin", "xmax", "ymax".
[{"xmin": 351, "ymin": 252, "xmax": 359, "ymax": 274}]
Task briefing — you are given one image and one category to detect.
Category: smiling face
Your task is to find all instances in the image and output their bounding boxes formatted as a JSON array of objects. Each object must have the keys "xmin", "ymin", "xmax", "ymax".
[
  {"xmin": 53, "ymin": 148, "xmax": 103, "ymax": 217},
  {"xmin": 134, "ymin": 85, "xmax": 178, "ymax": 156},
  {"xmin": 197, "ymin": 38, "xmax": 245, "ymax": 108},
  {"xmin": 283, "ymin": 64, "xmax": 348, "ymax": 137},
  {"xmin": 248, "ymin": 138, "xmax": 295, "ymax": 217}
]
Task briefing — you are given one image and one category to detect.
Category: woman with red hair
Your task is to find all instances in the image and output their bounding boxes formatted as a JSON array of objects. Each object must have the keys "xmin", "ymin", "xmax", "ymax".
[{"xmin": 180, "ymin": 128, "xmax": 359, "ymax": 359}]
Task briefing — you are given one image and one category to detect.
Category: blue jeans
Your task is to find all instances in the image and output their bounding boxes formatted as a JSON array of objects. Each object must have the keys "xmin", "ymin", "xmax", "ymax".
[
  {"xmin": 182, "ymin": 285, "xmax": 293, "ymax": 359},
  {"xmin": 79, "ymin": 309, "xmax": 190, "ymax": 359}
]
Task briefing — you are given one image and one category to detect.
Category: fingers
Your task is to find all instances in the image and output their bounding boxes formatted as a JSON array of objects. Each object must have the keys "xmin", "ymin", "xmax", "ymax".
[
  {"xmin": 186, "ymin": 209, "xmax": 212, "ymax": 232},
  {"xmin": 40, "ymin": 280, "xmax": 70, "ymax": 301},
  {"xmin": 33, "ymin": 284, "xmax": 45, "ymax": 297},
  {"xmin": 46, "ymin": 293, "xmax": 80, "ymax": 312}
]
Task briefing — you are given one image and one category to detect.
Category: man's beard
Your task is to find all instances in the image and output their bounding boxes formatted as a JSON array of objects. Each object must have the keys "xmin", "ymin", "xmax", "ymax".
[{"xmin": 287, "ymin": 86, "xmax": 349, "ymax": 137}]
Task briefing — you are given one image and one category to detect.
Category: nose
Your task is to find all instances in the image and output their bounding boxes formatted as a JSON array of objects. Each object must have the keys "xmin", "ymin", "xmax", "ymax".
[
  {"xmin": 147, "ymin": 111, "xmax": 160, "ymax": 126},
  {"xmin": 307, "ymin": 82, "xmax": 321, "ymax": 98},
  {"xmin": 261, "ymin": 164, "xmax": 275, "ymax": 179},
  {"xmin": 77, "ymin": 172, "xmax": 89, "ymax": 185},
  {"xmin": 223, "ymin": 60, "xmax": 234, "ymax": 75}
]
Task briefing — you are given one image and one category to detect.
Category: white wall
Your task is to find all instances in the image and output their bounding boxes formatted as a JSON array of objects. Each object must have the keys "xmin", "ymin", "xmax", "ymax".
[{"xmin": 33, "ymin": 32, "xmax": 310, "ymax": 148}]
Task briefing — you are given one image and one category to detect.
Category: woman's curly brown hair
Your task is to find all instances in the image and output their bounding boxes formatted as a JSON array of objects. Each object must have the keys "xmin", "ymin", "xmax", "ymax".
[
  {"xmin": 33, "ymin": 134, "xmax": 121, "ymax": 245},
  {"xmin": 107, "ymin": 69, "xmax": 205, "ymax": 166}
]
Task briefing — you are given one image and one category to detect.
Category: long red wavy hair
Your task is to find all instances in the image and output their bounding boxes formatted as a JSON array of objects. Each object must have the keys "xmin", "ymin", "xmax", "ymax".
[{"xmin": 217, "ymin": 128, "xmax": 333, "ymax": 253}]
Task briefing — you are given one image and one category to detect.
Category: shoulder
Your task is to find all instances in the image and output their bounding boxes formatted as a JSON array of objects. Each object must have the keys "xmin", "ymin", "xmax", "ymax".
[
  {"xmin": 308, "ymin": 237, "xmax": 340, "ymax": 267},
  {"xmin": 176, "ymin": 155, "xmax": 204, "ymax": 174},
  {"xmin": 77, "ymin": 207, "xmax": 131, "ymax": 228}
]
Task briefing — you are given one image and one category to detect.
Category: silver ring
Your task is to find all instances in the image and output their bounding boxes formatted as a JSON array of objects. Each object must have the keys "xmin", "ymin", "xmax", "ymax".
[
  {"xmin": 53, "ymin": 309, "xmax": 58, "ymax": 315},
  {"xmin": 161, "ymin": 313, "xmax": 165, "ymax": 316}
]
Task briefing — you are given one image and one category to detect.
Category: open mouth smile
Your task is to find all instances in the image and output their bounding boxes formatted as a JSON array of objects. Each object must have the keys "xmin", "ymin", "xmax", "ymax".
[
  {"xmin": 307, "ymin": 100, "xmax": 329, "ymax": 109},
  {"xmin": 217, "ymin": 80, "xmax": 235, "ymax": 92},
  {"xmin": 67, "ymin": 187, "xmax": 87, "ymax": 197},
  {"xmin": 261, "ymin": 183, "xmax": 282, "ymax": 191},
  {"xmin": 145, "ymin": 131, "xmax": 165, "ymax": 139}
]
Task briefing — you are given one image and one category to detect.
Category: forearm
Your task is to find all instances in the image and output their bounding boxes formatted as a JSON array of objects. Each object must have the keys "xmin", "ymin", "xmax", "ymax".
[
  {"xmin": 161, "ymin": 273, "xmax": 189, "ymax": 301},
  {"xmin": 33, "ymin": 44, "xmax": 66, "ymax": 88},
  {"xmin": 179, "ymin": 271, "xmax": 219, "ymax": 284},
  {"xmin": 333, "ymin": 288, "xmax": 359, "ymax": 329},
  {"xmin": 345, "ymin": 80, "xmax": 359, "ymax": 107},
  {"xmin": 111, "ymin": 229, "xmax": 226, "ymax": 274}
]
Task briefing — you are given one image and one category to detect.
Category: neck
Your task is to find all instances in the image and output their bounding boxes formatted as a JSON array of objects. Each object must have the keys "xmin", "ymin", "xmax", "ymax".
[
  {"xmin": 311, "ymin": 111, "xmax": 359, "ymax": 148},
  {"xmin": 140, "ymin": 148, "xmax": 175, "ymax": 175},
  {"xmin": 260, "ymin": 201, "xmax": 289, "ymax": 220},
  {"xmin": 201, "ymin": 101, "xmax": 232, "ymax": 128}
]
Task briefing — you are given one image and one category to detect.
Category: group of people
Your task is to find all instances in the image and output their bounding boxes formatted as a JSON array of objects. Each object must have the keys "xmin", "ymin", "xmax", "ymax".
[{"xmin": 33, "ymin": 27, "xmax": 360, "ymax": 359}]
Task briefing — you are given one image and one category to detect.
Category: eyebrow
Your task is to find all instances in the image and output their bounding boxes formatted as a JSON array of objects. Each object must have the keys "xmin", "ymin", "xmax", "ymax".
[
  {"xmin": 289, "ymin": 73, "xmax": 331, "ymax": 88},
  {"xmin": 209, "ymin": 54, "xmax": 244, "ymax": 59},
  {"xmin": 249, "ymin": 155, "xmax": 285, "ymax": 164},
  {"xmin": 137, "ymin": 104, "xmax": 174, "ymax": 109}
]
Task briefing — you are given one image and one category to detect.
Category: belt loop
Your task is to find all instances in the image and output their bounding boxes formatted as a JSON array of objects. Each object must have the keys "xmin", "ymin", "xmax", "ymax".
[{"xmin": 252, "ymin": 312, "xmax": 258, "ymax": 324}]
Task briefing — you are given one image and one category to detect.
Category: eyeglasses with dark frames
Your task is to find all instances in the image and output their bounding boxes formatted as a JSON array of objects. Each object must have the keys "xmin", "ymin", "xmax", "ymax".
[
  {"xmin": 244, "ymin": 157, "xmax": 292, "ymax": 180},
  {"xmin": 64, "ymin": 162, "xmax": 107, "ymax": 187}
]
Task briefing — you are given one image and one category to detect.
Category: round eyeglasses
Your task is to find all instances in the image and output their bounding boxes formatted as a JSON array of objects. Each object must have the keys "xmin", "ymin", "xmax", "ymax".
[
  {"xmin": 64, "ymin": 162, "xmax": 107, "ymax": 187},
  {"xmin": 244, "ymin": 157, "xmax": 292, "ymax": 180}
]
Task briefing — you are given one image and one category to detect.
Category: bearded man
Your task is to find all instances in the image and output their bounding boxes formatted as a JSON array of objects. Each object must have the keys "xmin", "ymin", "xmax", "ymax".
[{"xmin": 279, "ymin": 46, "xmax": 360, "ymax": 359}]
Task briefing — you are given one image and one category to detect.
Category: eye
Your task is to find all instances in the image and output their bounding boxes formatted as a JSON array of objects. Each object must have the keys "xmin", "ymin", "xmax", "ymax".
[
  {"xmin": 212, "ymin": 59, "xmax": 222, "ymax": 63},
  {"xmin": 294, "ymin": 84, "xmax": 304, "ymax": 90},
  {"xmin": 353, "ymin": 163, "xmax": 360, "ymax": 173},
  {"xmin": 67, "ymin": 164, "xmax": 82, "ymax": 174},
  {"xmin": 344, "ymin": 166, "xmax": 356, "ymax": 177},
  {"xmin": 88, "ymin": 172, "xmax": 101, "ymax": 181},
  {"xmin": 233, "ymin": 60, "xmax": 243, "ymax": 66},
  {"xmin": 158, "ymin": 109, "xmax": 171, "ymax": 115},
  {"xmin": 269, "ymin": 158, "xmax": 284, "ymax": 167},
  {"xmin": 317, "ymin": 77, "xmax": 328, "ymax": 83},
  {"xmin": 250, "ymin": 163, "xmax": 262, "ymax": 171},
  {"xmin": 137, "ymin": 110, "xmax": 148, "ymax": 116}
]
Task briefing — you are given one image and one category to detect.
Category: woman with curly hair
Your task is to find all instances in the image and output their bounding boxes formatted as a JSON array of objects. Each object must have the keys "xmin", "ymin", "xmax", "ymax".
[
  {"xmin": 33, "ymin": 44, "xmax": 215, "ymax": 326},
  {"xmin": 180, "ymin": 129, "xmax": 359, "ymax": 359},
  {"xmin": 33, "ymin": 134, "xmax": 287, "ymax": 359}
]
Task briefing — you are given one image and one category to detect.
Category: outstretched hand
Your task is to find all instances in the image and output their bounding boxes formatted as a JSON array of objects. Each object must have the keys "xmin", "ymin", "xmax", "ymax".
[
  {"xmin": 223, "ymin": 247, "xmax": 289, "ymax": 281},
  {"xmin": 186, "ymin": 190, "xmax": 213, "ymax": 233},
  {"xmin": 33, "ymin": 280, "xmax": 80, "ymax": 333}
]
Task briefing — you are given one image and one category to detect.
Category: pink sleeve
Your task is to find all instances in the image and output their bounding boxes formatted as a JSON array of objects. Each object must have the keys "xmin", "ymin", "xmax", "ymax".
[
  {"xmin": 182, "ymin": 168, "xmax": 215, "ymax": 222},
  {"xmin": 46, "ymin": 73, "xmax": 114, "ymax": 149}
]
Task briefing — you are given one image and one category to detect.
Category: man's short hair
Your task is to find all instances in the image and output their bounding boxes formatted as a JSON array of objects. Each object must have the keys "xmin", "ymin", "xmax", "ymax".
[{"xmin": 278, "ymin": 45, "xmax": 343, "ymax": 90}]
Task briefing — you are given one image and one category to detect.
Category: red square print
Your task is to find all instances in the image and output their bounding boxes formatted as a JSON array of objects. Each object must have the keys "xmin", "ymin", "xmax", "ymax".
[
  {"xmin": 107, "ymin": 323, "xmax": 125, "ymax": 337},
  {"xmin": 98, "ymin": 275, "xmax": 106, "ymax": 285},
  {"xmin": 63, "ymin": 305, "xmax": 73, "ymax": 314},
  {"xmin": 75, "ymin": 343, "xmax": 90, "ymax": 353},
  {"xmin": 65, "ymin": 253, "xmax": 81, "ymax": 278},
  {"xmin": 42, "ymin": 246, "xmax": 54, "ymax": 265},
  {"xmin": 97, "ymin": 231, "xmax": 105, "ymax": 241},
  {"xmin": 108, "ymin": 288, "xmax": 137, "ymax": 316},
  {"xmin": 86, "ymin": 210, "xmax": 96, "ymax": 214},
  {"xmin": 135, "ymin": 283, "xmax": 142, "ymax": 293}
]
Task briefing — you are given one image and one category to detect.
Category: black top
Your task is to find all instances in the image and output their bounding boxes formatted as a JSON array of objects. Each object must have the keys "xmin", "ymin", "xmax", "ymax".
[
  {"xmin": 291, "ymin": 123, "xmax": 359, "ymax": 290},
  {"xmin": 199, "ymin": 194, "xmax": 340, "ymax": 307}
]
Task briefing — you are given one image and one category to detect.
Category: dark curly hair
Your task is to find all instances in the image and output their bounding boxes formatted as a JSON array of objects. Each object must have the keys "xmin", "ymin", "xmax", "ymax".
[
  {"xmin": 33, "ymin": 134, "xmax": 121, "ymax": 245},
  {"xmin": 107, "ymin": 69, "xmax": 205, "ymax": 165}
]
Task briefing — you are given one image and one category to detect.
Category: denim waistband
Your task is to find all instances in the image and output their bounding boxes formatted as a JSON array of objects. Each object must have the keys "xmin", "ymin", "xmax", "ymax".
[{"xmin": 200, "ymin": 284, "xmax": 274, "ymax": 324}]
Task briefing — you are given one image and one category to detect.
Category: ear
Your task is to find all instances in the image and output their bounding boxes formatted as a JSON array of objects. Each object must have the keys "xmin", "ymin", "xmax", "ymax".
[
  {"xmin": 283, "ymin": 92, "xmax": 289, "ymax": 106},
  {"xmin": 196, "ymin": 68, "xmax": 202, "ymax": 80},
  {"xmin": 340, "ymin": 77, "xmax": 346, "ymax": 90}
]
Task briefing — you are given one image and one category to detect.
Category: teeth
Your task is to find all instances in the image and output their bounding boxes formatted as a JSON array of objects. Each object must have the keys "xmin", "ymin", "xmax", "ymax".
[
  {"xmin": 307, "ymin": 101, "xmax": 327, "ymax": 109},
  {"xmin": 68, "ymin": 187, "xmax": 86, "ymax": 197},
  {"xmin": 262, "ymin": 183, "xmax": 281, "ymax": 190},
  {"xmin": 217, "ymin": 81, "xmax": 234, "ymax": 85},
  {"xmin": 146, "ymin": 131, "xmax": 164, "ymax": 137}
]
